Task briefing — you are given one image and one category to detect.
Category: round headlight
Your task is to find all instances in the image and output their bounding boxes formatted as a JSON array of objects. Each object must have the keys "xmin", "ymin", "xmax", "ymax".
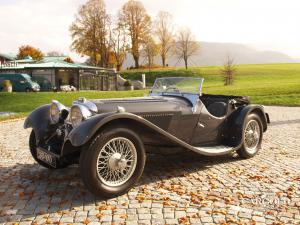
[
  {"xmin": 49, "ymin": 100, "xmax": 69, "ymax": 124},
  {"xmin": 70, "ymin": 106, "xmax": 83, "ymax": 127},
  {"xmin": 50, "ymin": 103, "xmax": 60, "ymax": 124}
]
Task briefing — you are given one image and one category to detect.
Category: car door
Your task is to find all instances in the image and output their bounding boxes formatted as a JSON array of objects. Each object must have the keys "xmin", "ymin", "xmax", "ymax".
[{"xmin": 191, "ymin": 102, "xmax": 226, "ymax": 146}]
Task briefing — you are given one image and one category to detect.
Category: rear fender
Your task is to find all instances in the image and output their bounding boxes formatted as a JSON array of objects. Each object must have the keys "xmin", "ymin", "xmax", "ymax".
[{"xmin": 229, "ymin": 105, "xmax": 269, "ymax": 145}]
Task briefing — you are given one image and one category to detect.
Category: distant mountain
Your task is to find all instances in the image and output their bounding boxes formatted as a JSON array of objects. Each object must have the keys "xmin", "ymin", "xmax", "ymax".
[{"xmin": 122, "ymin": 42, "xmax": 297, "ymax": 68}]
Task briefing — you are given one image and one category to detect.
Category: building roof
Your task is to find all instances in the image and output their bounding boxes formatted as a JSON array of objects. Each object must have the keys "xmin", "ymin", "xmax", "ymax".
[
  {"xmin": 0, "ymin": 53, "xmax": 114, "ymax": 72},
  {"xmin": 0, "ymin": 60, "xmax": 107, "ymax": 71},
  {"xmin": 41, "ymin": 56, "xmax": 69, "ymax": 63},
  {"xmin": 0, "ymin": 53, "xmax": 17, "ymax": 61}
]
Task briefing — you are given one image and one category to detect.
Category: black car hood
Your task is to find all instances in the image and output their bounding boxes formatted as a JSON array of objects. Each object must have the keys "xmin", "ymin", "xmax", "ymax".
[{"xmin": 90, "ymin": 96, "xmax": 192, "ymax": 114}]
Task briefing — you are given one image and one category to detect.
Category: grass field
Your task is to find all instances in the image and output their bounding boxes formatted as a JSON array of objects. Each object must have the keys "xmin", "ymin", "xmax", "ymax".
[
  {"xmin": 121, "ymin": 63, "xmax": 300, "ymax": 106},
  {"xmin": 0, "ymin": 63, "xmax": 300, "ymax": 121},
  {"xmin": 0, "ymin": 90, "xmax": 146, "ymax": 121}
]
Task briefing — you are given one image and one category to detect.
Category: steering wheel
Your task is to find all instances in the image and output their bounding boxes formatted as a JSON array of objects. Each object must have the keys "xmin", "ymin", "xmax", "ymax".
[{"xmin": 165, "ymin": 85, "xmax": 181, "ymax": 93}]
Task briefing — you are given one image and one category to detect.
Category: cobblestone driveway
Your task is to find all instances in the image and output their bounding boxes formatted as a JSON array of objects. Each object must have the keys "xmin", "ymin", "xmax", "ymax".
[{"xmin": 0, "ymin": 106, "xmax": 299, "ymax": 225}]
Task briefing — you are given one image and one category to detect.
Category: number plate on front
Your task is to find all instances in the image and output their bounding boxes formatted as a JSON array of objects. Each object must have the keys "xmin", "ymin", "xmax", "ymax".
[{"xmin": 37, "ymin": 148, "xmax": 56, "ymax": 168}]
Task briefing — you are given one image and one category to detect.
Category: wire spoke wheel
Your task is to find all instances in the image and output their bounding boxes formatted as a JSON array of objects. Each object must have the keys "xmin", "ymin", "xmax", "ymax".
[
  {"xmin": 244, "ymin": 119, "xmax": 260, "ymax": 154},
  {"xmin": 96, "ymin": 137, "xmax": 137, "ymax": 187}
]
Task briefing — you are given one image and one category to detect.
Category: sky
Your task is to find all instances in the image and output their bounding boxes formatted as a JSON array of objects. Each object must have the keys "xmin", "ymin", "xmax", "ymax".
[{"xmin": 1, "ymin": 0, "xmax": 300, "ymax": 61}]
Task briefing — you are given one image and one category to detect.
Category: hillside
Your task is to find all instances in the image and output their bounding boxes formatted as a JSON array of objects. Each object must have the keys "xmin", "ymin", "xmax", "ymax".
[{"xmin": 122, "ymin": 42, "xmax": 297, "ymax": 68}]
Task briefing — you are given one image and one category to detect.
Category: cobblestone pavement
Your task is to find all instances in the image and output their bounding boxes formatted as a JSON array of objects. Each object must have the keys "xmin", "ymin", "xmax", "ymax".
[{"xmin": 0, "ymin": 106, "xmax": 299, "ymax": 225}]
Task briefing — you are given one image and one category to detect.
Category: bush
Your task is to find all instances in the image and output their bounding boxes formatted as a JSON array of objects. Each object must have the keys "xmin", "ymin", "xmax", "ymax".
[
  {"xmin": 2, "ymin": 80, "xmax": 12, "ymax": 88},
  {"xmin": 2, "ymin": 80, "xmax": 12, "ymax": 92}
]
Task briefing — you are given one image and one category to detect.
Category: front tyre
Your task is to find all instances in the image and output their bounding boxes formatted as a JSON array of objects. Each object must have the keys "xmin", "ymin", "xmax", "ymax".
[
  {"xmin": 237, "ymin": 113, "xmax": 263, "ymax": 159},
  {"xmin": 80, "ymin": 127, "xmax": 146, "ymax": 198}
]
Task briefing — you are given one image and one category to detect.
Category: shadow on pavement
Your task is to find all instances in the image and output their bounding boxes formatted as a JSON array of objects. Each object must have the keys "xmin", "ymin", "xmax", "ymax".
[{"xmin": 0, "ymin": 152, "xmax": 240, "ymax": 222}]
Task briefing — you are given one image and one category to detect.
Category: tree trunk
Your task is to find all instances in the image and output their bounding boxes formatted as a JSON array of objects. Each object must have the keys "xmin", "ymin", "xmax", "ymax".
[
  {"xmin": 184, "ymin": 59, "xmax": 188, "ymax": 70},
  {"xmin": 116, "ymin": 64, "xmax": 121, "ymax": 71},
  {"xmin": 162, "ymin": 55, "xmax": 166, "ymax": 67},
  {"xmin": 133, "ymin": 55, "xmax": 139, "ymax": 68}
]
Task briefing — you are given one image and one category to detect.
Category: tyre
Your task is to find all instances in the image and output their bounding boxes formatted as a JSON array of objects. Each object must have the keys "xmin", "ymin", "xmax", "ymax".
[
  {"xmin": 79, "ymin": 127, "xmax": 146, "ymax": 198},
  {"xmin": 237, "ymin": 113, "xmax": 263, "ymax": 159},
  {"xmin": 29, "ymin": 130, "xmax": 69, "ymax": 169},
  {"xmin": 25, "ymin": 88, "xmax": 31, "ymax": 92}
]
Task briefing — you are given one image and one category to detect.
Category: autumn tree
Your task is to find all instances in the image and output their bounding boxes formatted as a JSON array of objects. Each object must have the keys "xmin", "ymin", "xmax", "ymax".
[
  {"xmin": 142, "ymin": 37, "xmax": 159, "ymax": 71},
  {"xmin": 70, "ymin": 0, "xmax": 110, "ymax": 67},
  {"xmin": 109, "ymin": 21, "xmax": 128, "ymax": 71},
  {"xmin": 17, "ymin": 45, "xmax": 44, "ymax": 60},
  {"xmin": 155, "ymin": 11, "xmax": 174, "ymax": 67},
  {"xmin": 221, "ymin": 56, "xmax": 237, "ymax": 86},
  {"xmin": 119, "ymin": 0, "xmax": 151, "ymax": 68},
  {"xmin": 176, "ymin": 27, "xmax": 199, "ymax": 69}
]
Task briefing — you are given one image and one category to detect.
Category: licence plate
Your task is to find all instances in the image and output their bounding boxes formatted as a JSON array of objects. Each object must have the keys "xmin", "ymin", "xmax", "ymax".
[{"xmin": 37, "ymin": 148, "xmax": 56, "ymax": 168}]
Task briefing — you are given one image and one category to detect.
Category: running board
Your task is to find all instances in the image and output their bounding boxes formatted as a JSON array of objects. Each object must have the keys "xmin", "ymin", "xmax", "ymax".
[{"xmin": 190, "ymin": 145, "xmax": 236, "ymax": 156}]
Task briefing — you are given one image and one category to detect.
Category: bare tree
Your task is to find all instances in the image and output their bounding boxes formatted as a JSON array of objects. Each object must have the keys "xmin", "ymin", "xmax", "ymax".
[
  {"xmin": 176, "ymin": 27, "xmax": 199, "ymax": 69},
  {"xmin": 110, "ymin": 21, "xmax": 128, "ymax": 71},
  {"xmin": 155, "ymin": 11, "xmax": 174, "ymax": 67},
  {"xmin": 142, "ymin": 37, "xmax": 160, "ymax": 71},
  {"xmin": 70, "ymin": 0, "xmax": 110, "ymax": 67},
  {"xmin": 221, "ymin": 56, "xmax": 237, "ymax": 85},
  {"xmin": 119, "ymin": 0, "xmax": 151, "ymax": 68}
]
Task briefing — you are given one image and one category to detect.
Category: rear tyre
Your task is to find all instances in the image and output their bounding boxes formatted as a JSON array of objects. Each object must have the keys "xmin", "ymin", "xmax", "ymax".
[
  {"xmin": 25, "ymin": 88, "xmax": 31, "ymax": 92},
  {"xmin": 29, "ymin": 130, "xmax": 69, "ymax": 169},
  {"xmin": 237, "ymin": 113, "xmax": 263, "ymax": 159},
  {"xmin": 79, "ymin": 127, "xmax": 146, "ymax": 198}
]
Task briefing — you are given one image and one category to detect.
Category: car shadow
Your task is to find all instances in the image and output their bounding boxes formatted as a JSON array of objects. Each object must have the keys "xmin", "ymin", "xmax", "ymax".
[{"xmin": 0, "ymin": 152, "xmax": 240, "ymax": 222}]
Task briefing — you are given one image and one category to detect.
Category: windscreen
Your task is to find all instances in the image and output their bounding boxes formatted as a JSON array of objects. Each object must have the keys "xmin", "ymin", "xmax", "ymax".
[{"xmin": 151, "ymin": 77, "xmax": 204, "ymax": 95}]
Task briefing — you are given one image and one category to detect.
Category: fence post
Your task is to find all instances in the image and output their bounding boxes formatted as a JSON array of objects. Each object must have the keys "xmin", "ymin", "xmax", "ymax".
[{"xmin": 142, "ymin": 74, "xmax": 146, "ymax": 89}]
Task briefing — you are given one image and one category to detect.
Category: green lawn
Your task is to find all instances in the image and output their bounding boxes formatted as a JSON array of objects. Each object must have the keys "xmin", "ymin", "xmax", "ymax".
[
  {"xmin": 1, "ymin": 63, "xmax": 300, "ymax": 121},
  {"xmin": 0, "ymin": 90, "xmax": 147, "ymax": 121},
  {"xmin": 121, "ymin": 63, "xmax": 300, "ymax": 106}
]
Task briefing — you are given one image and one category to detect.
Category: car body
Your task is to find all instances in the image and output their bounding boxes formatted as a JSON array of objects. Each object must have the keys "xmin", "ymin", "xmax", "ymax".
[
  {"xmin": 0, "ymin": 73, "xmax": 40, "ymax": 92},
  {"xmin": 24, "ymin": 77, "xmax": 270, "ymax": 197},
  {"xmin": 60, "ymin": 85, "xmax": 77, "ymax": 92}
]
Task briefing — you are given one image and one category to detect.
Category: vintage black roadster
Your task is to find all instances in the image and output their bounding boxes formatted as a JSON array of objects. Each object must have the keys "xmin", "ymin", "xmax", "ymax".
[{"xmin": 24, "ymin": 77, "xmax": 270, "ymax": 197}]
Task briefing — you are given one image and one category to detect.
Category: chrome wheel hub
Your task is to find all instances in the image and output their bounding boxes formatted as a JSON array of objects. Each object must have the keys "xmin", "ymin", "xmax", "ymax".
[
  {"xmin": 108, "ymin": 153, "xmax": 128, "ymax": 171},
  {"xmin": 96, "ymin": 137, "xmax": 137, "ymax": 186},
  {"xmin": 244, "ymin": 120, "xmax": 260, "ymax": 154}
]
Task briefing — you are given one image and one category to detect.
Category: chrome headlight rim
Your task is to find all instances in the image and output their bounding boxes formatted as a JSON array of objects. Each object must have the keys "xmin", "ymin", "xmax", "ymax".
[
  {"xmin": 70, "ymin": 104, "xmax": 92, "ymax": 127},
  {"xmin": 50, "ymin": 100, "xmax": 68, "ymax": 124}
]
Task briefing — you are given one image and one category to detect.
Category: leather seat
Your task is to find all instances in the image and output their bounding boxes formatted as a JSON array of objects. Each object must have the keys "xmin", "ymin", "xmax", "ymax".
[{"xmin": 206, "ymin": 102, "xmax": 227, "ymax": 117}]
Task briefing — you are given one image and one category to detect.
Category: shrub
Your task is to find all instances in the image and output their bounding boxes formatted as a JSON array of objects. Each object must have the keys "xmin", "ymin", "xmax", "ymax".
[{"xmin": 2, "ymin": 80, "xmax": 12, "ymax": 88}]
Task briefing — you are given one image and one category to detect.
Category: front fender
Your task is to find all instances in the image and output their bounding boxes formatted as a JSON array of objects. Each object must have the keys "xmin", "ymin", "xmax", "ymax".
[
  {"xmin": 67, "ymin": 112, "xmax": 152, "ymax": 147},
  {"xmin": 24, "ymin": 104, "xmax": 51, "ymax": 143}
]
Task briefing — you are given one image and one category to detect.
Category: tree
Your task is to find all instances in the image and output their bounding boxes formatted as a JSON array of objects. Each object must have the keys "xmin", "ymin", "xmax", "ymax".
[
  {"xmin": 119, "ymin": 0, "xmax": 151, "ymax": 68},
  {"xmin": 142, "ymin": 37, "xmax": 159, "ymax": 71},
  {"xmin": 70, "ymin": 0, "xmax": 110, "ymax": 67},
  {"xmin": 17, "ymin": 45, "xmax": 44, "ymax": 60},
  {"xmin": 221, "ymin": 56, "xmax": 236, "ymax": 86},
  {"xmin": 176, "ymin": 27, "xmax": 199, "ymax": 69},
  {"xmin": 155, "ymin": 11, "xmax": 174, "ymax": 67},
  {"xmin": 110, "ymin": 21, "xmax": 128, "ymax": 71}
]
